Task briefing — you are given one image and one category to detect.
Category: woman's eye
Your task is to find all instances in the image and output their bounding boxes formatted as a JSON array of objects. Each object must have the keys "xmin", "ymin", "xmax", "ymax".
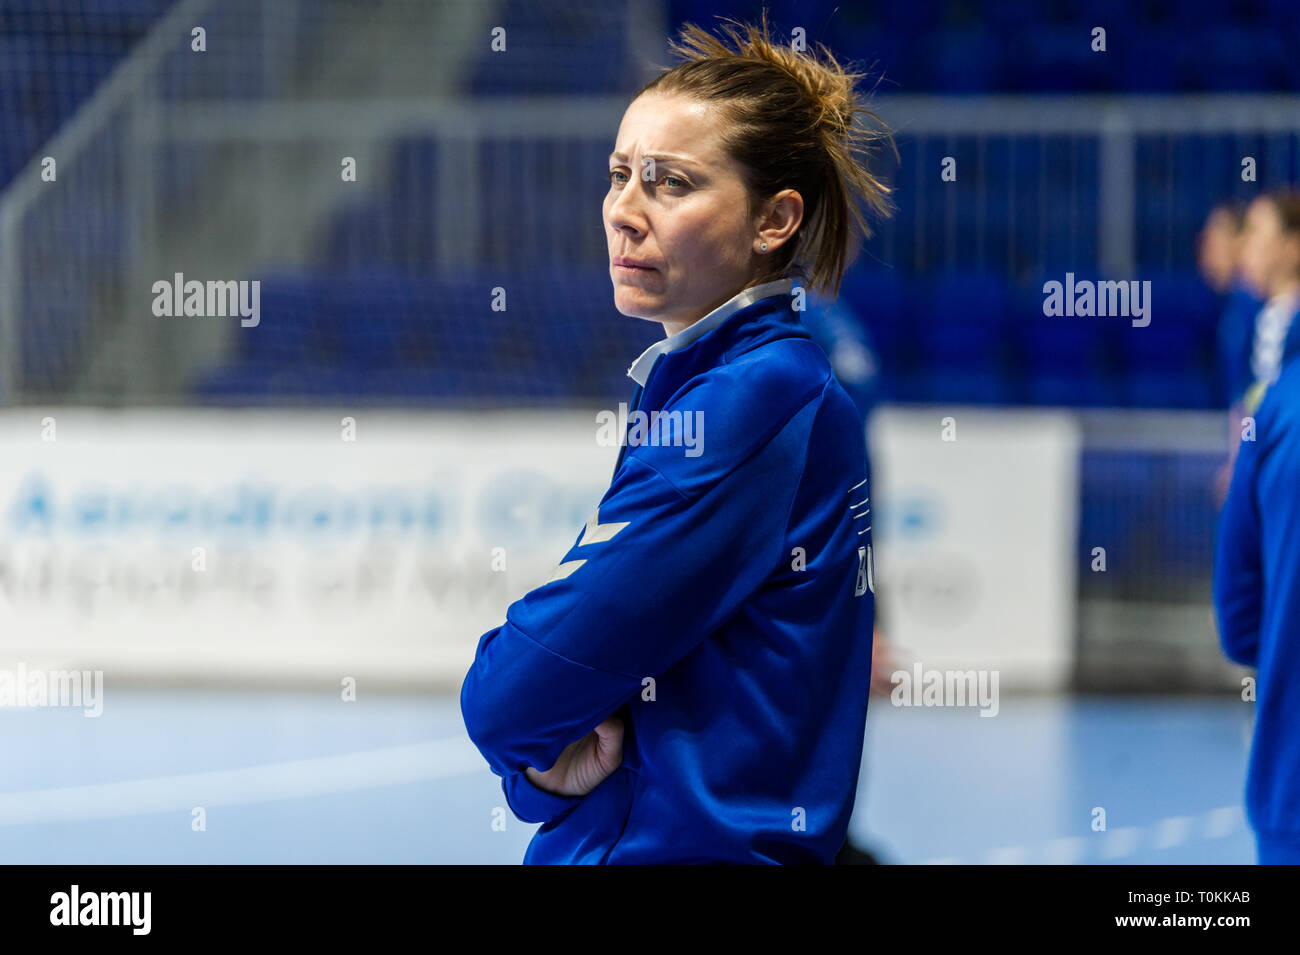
[{"xmin": 607, "ymin": 170, "xmax": 687, "ymax": 190}]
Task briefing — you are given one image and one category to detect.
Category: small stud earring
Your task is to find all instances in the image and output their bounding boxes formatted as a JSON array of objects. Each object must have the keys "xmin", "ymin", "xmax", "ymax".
[{"xmin": 759, "ymin": 242, "xmax": 768, "ymax": 252}]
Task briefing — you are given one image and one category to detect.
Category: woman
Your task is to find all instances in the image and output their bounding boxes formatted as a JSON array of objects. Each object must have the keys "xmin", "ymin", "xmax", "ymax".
[
  {"xmin": 1214, "ymin": 188, "xmax": 1300, "ymax": 864},
  {"xmin": 461, "ymin": 14, "xmax": 893, "ymax": 864},
  {"xmin": 1198, "ymin": 200, "xmax": 1258, "ymax": 410},
  {"xmin": 1215, "ymin": 194, "xmax": 1300, "ymax": 505},
  {"xmin": 1199, "ymin": 200, "xmax": 1264, "ymax": 504},
  {"xmin": 1238, "ymin": 191, "xmax": 1300, "ymax": 415}
]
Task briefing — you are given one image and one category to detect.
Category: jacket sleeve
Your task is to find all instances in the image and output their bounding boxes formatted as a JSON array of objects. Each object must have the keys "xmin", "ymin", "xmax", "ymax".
[
  {"xmin": 460, "ymin": 401, "xmax": 814, "ymax": 823},
  {"xmin": 500, "ymin": 767, "xmax": 586, "ymax": 824},
  {"xmin": 1213, "ymin": 412, "xmax": 1264, "ymax": 668}
]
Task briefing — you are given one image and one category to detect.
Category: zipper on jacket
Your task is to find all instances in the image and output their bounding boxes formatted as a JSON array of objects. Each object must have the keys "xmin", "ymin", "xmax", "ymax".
[{"xmin": 612, "ymin": 368, "xmax": 653, "ymax": 478}]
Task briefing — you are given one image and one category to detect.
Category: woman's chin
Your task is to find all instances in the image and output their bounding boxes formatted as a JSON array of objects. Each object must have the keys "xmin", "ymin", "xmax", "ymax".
[{"xmin": 613, "ymin": 288, "xmax": 664, "ymax": 322}]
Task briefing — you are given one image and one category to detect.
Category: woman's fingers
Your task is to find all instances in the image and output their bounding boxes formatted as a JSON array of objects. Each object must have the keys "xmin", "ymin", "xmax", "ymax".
[
  {"xmin": 529, "ymin": 717, "xmax": 626, "ymax": 797},
  {"xmin": 593, "ymin": 716, "xmax": 625, "ymax": 775}
]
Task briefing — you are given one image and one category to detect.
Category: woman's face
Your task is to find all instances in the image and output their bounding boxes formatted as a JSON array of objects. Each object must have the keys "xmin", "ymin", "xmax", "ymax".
[
  {"xmin": 603, "ymin": 93, "xmax": 765, "ymax": 333},
  {"xmin": 1197, "ymin": 209, "xmax": 1239, "ymax": 293},
  {"xmin": 1240, "ymin": 198, "xmax": 1296, "ymax": 299}
]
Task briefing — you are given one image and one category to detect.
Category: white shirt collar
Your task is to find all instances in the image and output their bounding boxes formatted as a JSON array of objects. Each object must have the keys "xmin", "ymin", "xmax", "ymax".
[
  {"xmin": 1266, "ymin": 289, "xmax": 1300, "ymax": 312},
  {"xmin": 626, "ymin": 278, "xmax": 795, "ymax": 387}
]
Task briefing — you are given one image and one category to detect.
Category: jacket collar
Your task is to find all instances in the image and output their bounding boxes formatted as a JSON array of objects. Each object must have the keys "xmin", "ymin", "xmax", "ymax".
[
  {"xmin": 626, "ymin": 278, "xmax": 796, "ymax": 388},
  {"xmin": 1281, "ymin": 292, "xmax": 1300, "ymax": 367}
]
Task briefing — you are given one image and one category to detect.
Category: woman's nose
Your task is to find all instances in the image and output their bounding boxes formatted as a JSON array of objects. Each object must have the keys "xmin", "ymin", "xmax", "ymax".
[{"xmin": 607, "ymin": 180, "xmax": 648, "ymax": 236}]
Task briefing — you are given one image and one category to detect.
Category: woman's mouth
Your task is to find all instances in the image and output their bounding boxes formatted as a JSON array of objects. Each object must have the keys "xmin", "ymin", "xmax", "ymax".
[{"xmin": 613, "ymin": 257, "xmax": 659, "ymax": 271}]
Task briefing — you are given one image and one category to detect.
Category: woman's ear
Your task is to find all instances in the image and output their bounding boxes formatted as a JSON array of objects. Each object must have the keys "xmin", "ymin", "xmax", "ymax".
[
  {"xmin": 757, "ymin": 189, "xmax": 804, "ymax": 253},
  {"xmin": 1285, "ymin": 234, "xmax": 1300, "ymax": 280}
]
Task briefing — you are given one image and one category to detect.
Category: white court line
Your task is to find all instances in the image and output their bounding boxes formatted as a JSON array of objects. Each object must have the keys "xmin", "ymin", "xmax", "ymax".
[
  {"xmin": 0, "ymin": 737, "xmax": 484, "ymax": 827},
  {"xmin": 1043, "ymin": 836, "xmax": 1085, "ymax": 864},
  {"xmin": 985, "ymin": 845, "xmax": 1029, "ymax": 865},
  {"xmin": 1203, "ymin": 806, "xmax": 1243, "ymax": 839},
  {"xmin": 1099, "ymin": 825, "xmax": 1142, "ymax": 860},
  {"xmin": 918, "ymin": 805, "xmax": 1246, "ymax": 864},
  {"xmin": 1151, "ymin": 815, "xmax": 1195, "ymax": 850}
]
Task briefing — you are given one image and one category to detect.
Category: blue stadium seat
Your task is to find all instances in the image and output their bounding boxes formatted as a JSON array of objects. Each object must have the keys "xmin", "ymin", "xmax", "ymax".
[
  {"xmin": 239, "ymin": 273, "xmax": 327, "ymax": 364},
  {"xmin": 838, "ymin": 268, "xmax": 903, "ymax": 360},
  {"xmin": 917, "ymin": 272, "xmax": 1010, "ymax": 357},
  {"xmin": 1115, "ymin": 273, "xmax": 1216, "ymax": 408},
  {"xmin": 917, "ymin": 366, "xmax": 1016, "ymax": 404},
  {"xmin": 1078, "ymin": 451, "xmax": 1156, "ymax": 583},
  {"xmin": 1018, "ymin": 271, "xmax": 1116, "ymax": 406},
  {"xmin": 192, "ymin": 362, "xmax": 278, "ymax": 402},
  {"xmin": 916, "ymin": 28, "xmax": 1006, "ymax": 92},
  {"xmin": 463, "ymin": 0, "xmax": 631, "ymax": 96}
]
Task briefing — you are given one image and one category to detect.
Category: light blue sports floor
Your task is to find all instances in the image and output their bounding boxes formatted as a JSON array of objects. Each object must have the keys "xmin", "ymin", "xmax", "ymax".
[{"xmin": 0, "ymin": 690, "xmax": 1257, "ymax": 864}]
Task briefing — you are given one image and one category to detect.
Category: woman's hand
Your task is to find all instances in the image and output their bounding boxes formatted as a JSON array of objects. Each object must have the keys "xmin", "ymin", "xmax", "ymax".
[
  {"xmin": 869, "ymin": 628, "xmax": 897, "ymax": 699},
  {"xmin": 524, "ymin": 716, "xmax": 624, "ymax": 797}
]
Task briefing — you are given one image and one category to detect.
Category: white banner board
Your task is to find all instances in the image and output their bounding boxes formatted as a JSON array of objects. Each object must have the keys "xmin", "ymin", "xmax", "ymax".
[
  {"xmin": 869, "ymin": 407, "xmax": 1081, "ymax": 691},
  {"xmin": 0, "ymin": 409, "xmax": 612, "ymax": 686},
  {"xmin": 0, "ymin": 407, "xmax": 1079, "ymax": 690}
]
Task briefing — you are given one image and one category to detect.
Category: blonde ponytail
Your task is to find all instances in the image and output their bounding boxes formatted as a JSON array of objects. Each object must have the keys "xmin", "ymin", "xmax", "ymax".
[{"xmin": 637, "ymin": 9, "xmax": 896, "ymax": 297}]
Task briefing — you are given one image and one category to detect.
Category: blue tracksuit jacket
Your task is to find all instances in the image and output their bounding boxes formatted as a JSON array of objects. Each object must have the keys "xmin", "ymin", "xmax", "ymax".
[
  {"xmin": 1213, "ymin": 331, "xmax": 1300, "ymax": 855},
  {"xmin": 461, "ymin": 278, "xmax": 876, "ymax": 864},
  {"xmin": 1217, "ymin": 281, "xmax": 1263, "ymax": 408}
]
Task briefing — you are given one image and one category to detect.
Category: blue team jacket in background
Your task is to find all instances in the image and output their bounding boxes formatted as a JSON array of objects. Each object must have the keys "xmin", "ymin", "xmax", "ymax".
[
  {"xmin": 461, "ymin": 278, "xmax": 876, "ymax": 864},
  {"xmin": 801, "ymin": 292, "xmax": 881, "ymax": 504},
  {"xmin": 1216, "ymin": 281, "xmax": 1264, "ymax": 408},
  {"xmin": 1214, "ymin": 330, "xmax": 1300, "ymax": 854},
  {"xmin": 800, "ymin": 294, "xmax": 881, "ymax": 421}
]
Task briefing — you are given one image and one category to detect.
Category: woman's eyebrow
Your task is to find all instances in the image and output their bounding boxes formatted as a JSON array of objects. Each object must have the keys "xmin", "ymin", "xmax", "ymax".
[{"xmin": 608, "ymin": 151, "xmax": 702, "ymax": 168}]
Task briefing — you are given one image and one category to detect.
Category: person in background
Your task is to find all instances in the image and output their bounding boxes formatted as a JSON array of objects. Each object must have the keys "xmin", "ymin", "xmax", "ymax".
[
  {"xmin": 802, "ymin": 290, "xmax": 895, "ymax": 865},
  {"xmin": 802, "ymin": 293, "xmax": 881, "ymax": 432},
  {"xmin": 1210, "ymin": 194, "xmax": 1300, "ymax": 505},
  {"xmin": 1212, "ymin": 188, "xmax": 1300, "ymax": 864},
  {"xmin": 1238, "ymin": 190, "xmax": 1300, "ymax": 410},
  {"xmin": 1201, "ymin": 200, "xmax": 1264, "ymax": 504},
  {"xmin": 1200, "ymin": 200, "xmax": 1259, "ymax": 407}
]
